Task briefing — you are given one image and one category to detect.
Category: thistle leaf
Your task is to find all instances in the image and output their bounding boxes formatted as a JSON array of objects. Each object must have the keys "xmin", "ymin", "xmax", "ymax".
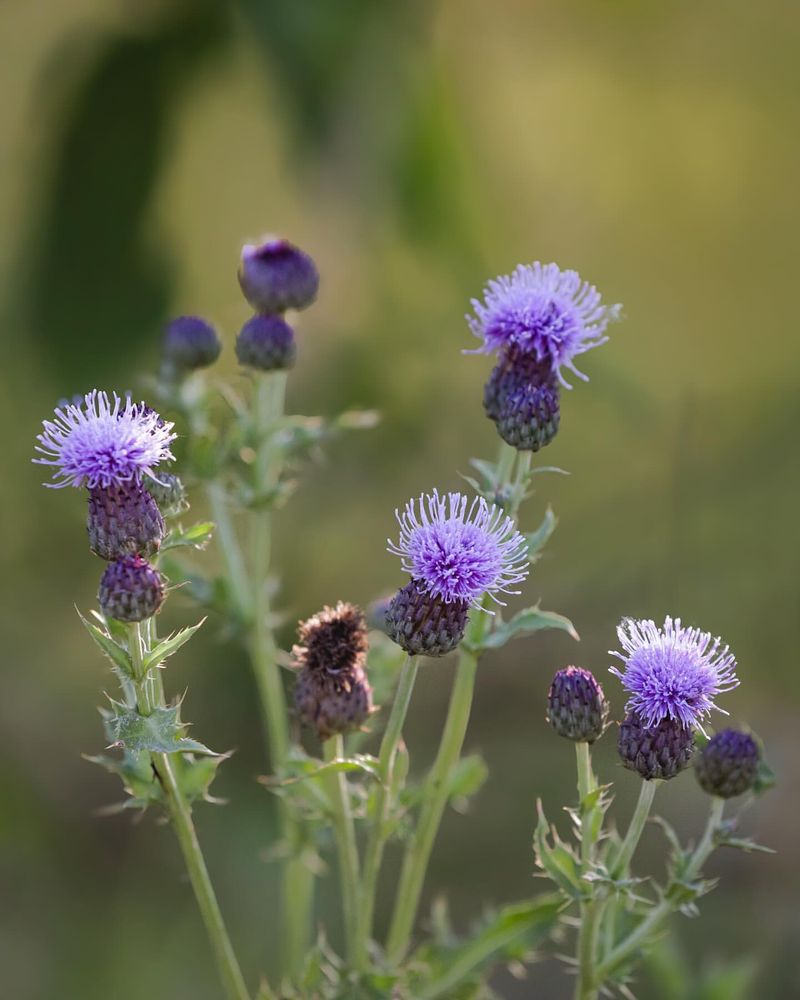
[
  {"xmin": 524, "ymin": 507, "xmax": 557, "ymax": 562},
  {"xmin": 77, "ymin": 609, "xmax": 133, "ymax": 676},
  {"xmin": 142, "ymin": 618, "xmax": 206, "ymax": 672},
  {"xmin": 482, "ymin": 605, "xmax": 579, "ymax": 650},
  {"xmin": 161, "ymin": 521, "xmax": 215, "ymax": 552},
  {"xmin": 107, "ymin": 704, "xmax": 216, "ymax": 755}
]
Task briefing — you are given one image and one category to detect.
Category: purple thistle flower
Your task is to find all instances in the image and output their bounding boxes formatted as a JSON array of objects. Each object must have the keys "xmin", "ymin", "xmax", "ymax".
[
  {"xmin": 35, "ymin": 391, "xmax": 176, "ymax": 489},
  {"xmin": 387, "ymin": 490, "xmax": 529, "ymax": 608},
  {"xmin": 467, "ymin": 263, "xmax": 621, "ymax": 387},
  {"xmin": 610, "ymin": 616, "xmax": 739, "ymax": 732}
]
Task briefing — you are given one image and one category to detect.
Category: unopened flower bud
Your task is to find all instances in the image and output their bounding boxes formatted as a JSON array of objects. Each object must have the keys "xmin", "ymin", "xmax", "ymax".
[
  {"xmin": 235, "ymin": 315, "xmax": 296, "ymax": 372},
  {"xmin": 385, "ymin": 581, "xmax": 468, "ymax": 657},
  {"xmin": 547, "ymin": 666, "xmax": 608, "ymax": 743},
  {"xmin": 695, "ymin": 729, "xmax": 759, "ymax": 799},
  {"xmin": 143, "ymin": 473, "xmax": 187, "ymax": 517},
  {"xmin": 292, "ymin": 602, "xmax": 373, "ymax": 739},
  {"xmin": 162, "ymin": 316, "xmax": 221, "ymax": 373},
  {"xmin": 618, "ymin": 712, "xmax": 695, "ymax": 781},
  {"xmin": 98, "ymin": 555, "xmax": 164, "ymax": 622},
  {"xmin": 238, "ymin": 238, "xmax": 319, "ymax": 314},
  {"xmin": 87, "ymin": 482, "xmax": 164, "ymax": 561}
]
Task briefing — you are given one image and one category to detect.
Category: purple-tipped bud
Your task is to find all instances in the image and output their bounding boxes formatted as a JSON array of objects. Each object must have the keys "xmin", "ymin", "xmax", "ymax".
[
  {"xmin": 385, "ymin": 581, "xmax": 469, "ymax": 657},
  {"xmin": 98, "ymin": 555, "xmax": 164, "ymax": 622},
  {"xmin": 143, "ymin": 473, "xmax": 187, "ymax": 517},
  {"xmin": 87, "ymin": 482, "xmax": 165, "ymax": 561},
  {"xmin": 618, "ymin": 712, "xmax": 695, "ymax": 781},
  {"xmin": 292, "ymin": 602, "xmax": 373, "ymax": 739},
  {"xmin": 235, "ymin": 315, "xmax": 296, "ymax": 372},
  {"xmin": 547, "ymin": 667, "xmax": 609, "ymax": 743},
  {"xmin": 695, "ymin": 729, "xmax": 759, "ymax": 799},
  {"xmin": 162, "ymin": 316, "xmax": 221, "ymax": 373},
  {"xmin": 484, "ymin": 349, "xmax": 560, "ymax": 452},
  {"xmin": 238, "ymin": 238, "xmax": 319, "ymax": 314}
]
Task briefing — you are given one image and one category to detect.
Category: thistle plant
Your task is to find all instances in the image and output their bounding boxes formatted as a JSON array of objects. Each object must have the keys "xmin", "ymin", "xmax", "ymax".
[{"xmin": 35, "ymin": 245, "xmax": 773, "ymax": 1000}]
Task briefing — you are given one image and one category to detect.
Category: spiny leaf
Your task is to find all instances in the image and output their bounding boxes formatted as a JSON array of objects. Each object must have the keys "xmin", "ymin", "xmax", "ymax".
[
  {"xmin": 481, "ymin": 605, "xmax": 579, "ymax": 650},
  {"xmin": 107, "ymin": 704, "xmax": 216, "ymax": 755},
  {"xmin": 77, "ymin": 609, "xmax": 133, "ymax": 676},
  {"xmin": 533, "ymin": 801, "xmax": 584, "ymax": 899},
  {"xmin": 142, "ymin": 618, "xmax": 206, "ymax": 672}
]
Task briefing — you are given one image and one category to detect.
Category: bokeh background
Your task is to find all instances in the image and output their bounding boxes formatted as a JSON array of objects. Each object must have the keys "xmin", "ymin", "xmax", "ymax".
[{"xmin": 2, "ymin": 1, "xmax": 799, "ymax": 997}]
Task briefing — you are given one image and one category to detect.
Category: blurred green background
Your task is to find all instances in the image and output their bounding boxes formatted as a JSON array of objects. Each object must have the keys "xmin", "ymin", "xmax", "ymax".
[{"xmin": 1, "ymin": 1, "xmax": 798, "ymax": 997}]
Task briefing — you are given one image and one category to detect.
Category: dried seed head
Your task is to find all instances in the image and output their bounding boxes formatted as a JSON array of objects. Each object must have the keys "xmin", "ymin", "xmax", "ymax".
[
  {"xmin": 293, "ymin": 602, "xmax": 368, "ymax": 677},
  {"xmin": 294, "ymin": 662, "xmax": 373, "ymax": 740}
]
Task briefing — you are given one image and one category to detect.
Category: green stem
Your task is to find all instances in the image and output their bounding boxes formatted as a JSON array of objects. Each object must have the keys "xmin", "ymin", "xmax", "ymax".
[
  {"xmin": 356, "ymin": 656, "xmax": 420, "ymax": 969},
  {"xmin": 129, "ymin": 622, "xmax": 250, "ymax": 1000},
  {"xmin": 206, "ymin": 480, "xmax": 251, "ymax": 621},
  {"xmin": 386, "ymin": 647, "xmax": 479, "ymax": 963},
  {"xmin": 495, "ymin": 441, "xmax": 517, "ymax": 487},
  {"xmin": 156, "ymin": 752, "xmax": 251, "ymax": 1000},
  {"xmin": 595, "ymin": 797, "xmax": 725, "ymax": 984},
  {"xmin": 574, "ymin": 742, "xmax": 600, "ymax": 1000},
  {"xmin": 324, "ymin": 734, "xmax": 361, "ymax": 964},
  {"xmin": 610, "ymin": 781, "xmax": 658, "ymax": 879}
]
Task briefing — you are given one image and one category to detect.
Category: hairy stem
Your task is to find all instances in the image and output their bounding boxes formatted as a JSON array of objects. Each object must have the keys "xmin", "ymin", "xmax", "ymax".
[
  {"xmin": 129, "ymin": 622, "xmax": 250, "ymax": 1000},
  {"xmin": 611, "ymin": 780, "xmax": 658, "ymax": 879},
  {"xmin": 386, "ymin": 646, "xmax": 479, "ymax": 963},
  {"xmin": 324, "ymin": 734, "xmax": 361, "ymax": 964},
  {"xmin": 206, "ymin": 480, "xmax": 251, "ymax": 622},
  {"xmin": 574, "ymin": 742, "xmax": 600, "ymax": 1000},
  {"xmin": 248, "ymin": 371, "xmax": 314, "ymax": 976},
  {"xmin": 356, "ymin": 655, "xmax": 420, "ymax": 969},
  {"xmin": 156, "ymin": 752, "xmax": 251, "ymax": 1000}
]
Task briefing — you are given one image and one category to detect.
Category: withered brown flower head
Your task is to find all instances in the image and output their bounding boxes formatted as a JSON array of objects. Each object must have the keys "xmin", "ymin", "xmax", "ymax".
[{"xmin": 292, "ymin": 601, "xmax": 368, "ymax": 676}]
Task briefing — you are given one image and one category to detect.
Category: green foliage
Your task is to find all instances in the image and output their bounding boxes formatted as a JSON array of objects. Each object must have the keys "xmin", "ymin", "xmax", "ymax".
[
  {"xmin": 77, "ymin": 609, "xmax": 134, "ymax": 676},
  {"xmin": 406, "ymin": 895, "xmax": 564, "ymax": 1000},
  {"xmin": 524, "ymin": 507, "xmax": 558, "ymax": 562},
  {"xmin": 142, "ymin": 619, "xmax": 206, "ymax": 672},
  {"xmin": 160, "ymin": 521, "xmax": 215, "ymax": 552},
  {"xmin": 533, "ymin": 801, "xmax": 585, "ymax": 900},
  {"xmin": 104, "ymin": 702, "xmax": 216, "ymax": 756},
  {"xmin": 478, "ymin": 604, "xmax": 579, "ymax": 651}
]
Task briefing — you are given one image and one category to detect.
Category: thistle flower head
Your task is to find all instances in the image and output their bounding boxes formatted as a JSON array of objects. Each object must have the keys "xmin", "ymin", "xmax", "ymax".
[
  {"xmin": 385, "ymin": 581, "xmax": 469, "ymax": 657},
  {"xmin": 292, "ymin": 602, "xmax": 368, "ymax": 676},
  {"xmin": 35, "ymin": 391, "xmax": 176, "ymax": 489},
  {"xmin": 467, "ymin": 263, "xmax": 621, "ymax": 386},
  {"xmin": 610, "ymin": 616, "xmax": 739, "ymax": 732},
  {"xmin": 388, "ymin": 490, "xmax": 529, "ymax": 608}
]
